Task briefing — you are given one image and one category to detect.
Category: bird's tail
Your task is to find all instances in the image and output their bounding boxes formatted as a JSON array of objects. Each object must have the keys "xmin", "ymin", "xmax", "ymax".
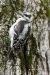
[{"xmin": 23, "ymin": 43, "xmax": 28, "ymax": 75}]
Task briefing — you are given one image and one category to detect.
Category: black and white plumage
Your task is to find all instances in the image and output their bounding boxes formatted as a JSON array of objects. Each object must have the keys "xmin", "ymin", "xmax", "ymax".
[
  {"xmin": 9, "ymin": 12, "xmax": 31, "ymax": 50},
  {"xmin": 9, "ymin": 12, "xmax": 31, "ymax": 75}
]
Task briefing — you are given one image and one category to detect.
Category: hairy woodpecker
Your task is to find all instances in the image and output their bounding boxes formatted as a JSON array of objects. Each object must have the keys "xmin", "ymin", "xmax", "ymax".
[
  {"xmin": 9, "ymin": 12, "xmax": 31, "ymax": 50},
  {"xmin": 9, "ymin": 12, "xmax": 31, "ymax": 75}
]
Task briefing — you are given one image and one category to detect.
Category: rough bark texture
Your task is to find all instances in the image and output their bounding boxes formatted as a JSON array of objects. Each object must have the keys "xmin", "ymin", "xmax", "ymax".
[{"xmin": 0, "ymin": 0, "xmax": 50, "ymax": 75}]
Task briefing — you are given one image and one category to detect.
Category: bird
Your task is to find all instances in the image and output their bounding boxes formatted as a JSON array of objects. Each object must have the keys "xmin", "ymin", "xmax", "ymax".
[
  {"xmin": 9, "ymin": 12, "xmax": 31, "ymax": 50},
  {"xmin": 9, "ymin": 12, "xmax": 31, "ymax": 74},
  {"xmin": 9, "ymin": 12, "xmax": 31, "ymax": 57}
]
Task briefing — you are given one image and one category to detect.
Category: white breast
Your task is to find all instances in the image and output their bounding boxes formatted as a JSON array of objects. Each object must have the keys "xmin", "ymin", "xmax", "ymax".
[{"xmin": 18, "ymin": 23, "xmax": 30, "ymax": 39}]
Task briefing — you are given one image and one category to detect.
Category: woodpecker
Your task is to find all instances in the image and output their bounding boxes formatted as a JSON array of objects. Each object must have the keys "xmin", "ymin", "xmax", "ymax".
[
  {"xmin": 9, "ymin": 12, "xmax": 31, "ymax": 50},
  {"xmin": 9, "ymin": 12, "xmax": 31, "ymax": 75},
  {"xmin": 9, "ymin": 12, "xmax": 31, "ymax": 60}
]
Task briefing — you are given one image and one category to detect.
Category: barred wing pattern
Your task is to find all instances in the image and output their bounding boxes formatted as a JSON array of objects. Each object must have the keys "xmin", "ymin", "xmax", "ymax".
[{"xmin": 13, "ymin": 20, "xmax": 30, "ymax": 50}]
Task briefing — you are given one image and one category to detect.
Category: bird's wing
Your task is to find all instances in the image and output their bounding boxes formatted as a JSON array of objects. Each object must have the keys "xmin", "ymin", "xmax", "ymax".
[
  {"xmin": 13, "ymin": 20, "xmax": 29, "ymax": 47},
  {"xmin": 14, "ymin": 20, "xmax": 28, "ymax": 36}
]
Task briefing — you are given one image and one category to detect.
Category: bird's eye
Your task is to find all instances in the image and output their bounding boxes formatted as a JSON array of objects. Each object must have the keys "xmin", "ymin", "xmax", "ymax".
[{"xmin": 24, "ymin": 14, "xmax": 31, "ymax": 18}]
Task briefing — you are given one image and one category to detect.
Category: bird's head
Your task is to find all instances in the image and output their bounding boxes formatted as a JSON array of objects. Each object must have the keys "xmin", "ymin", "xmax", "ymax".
[
  {"xmin": 24, "ymin": 12, "xmax": 31, "ymax": 22},
  {"xmin": 17, "ymin": 12, "xmax": 32, "ymax": 22}
]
